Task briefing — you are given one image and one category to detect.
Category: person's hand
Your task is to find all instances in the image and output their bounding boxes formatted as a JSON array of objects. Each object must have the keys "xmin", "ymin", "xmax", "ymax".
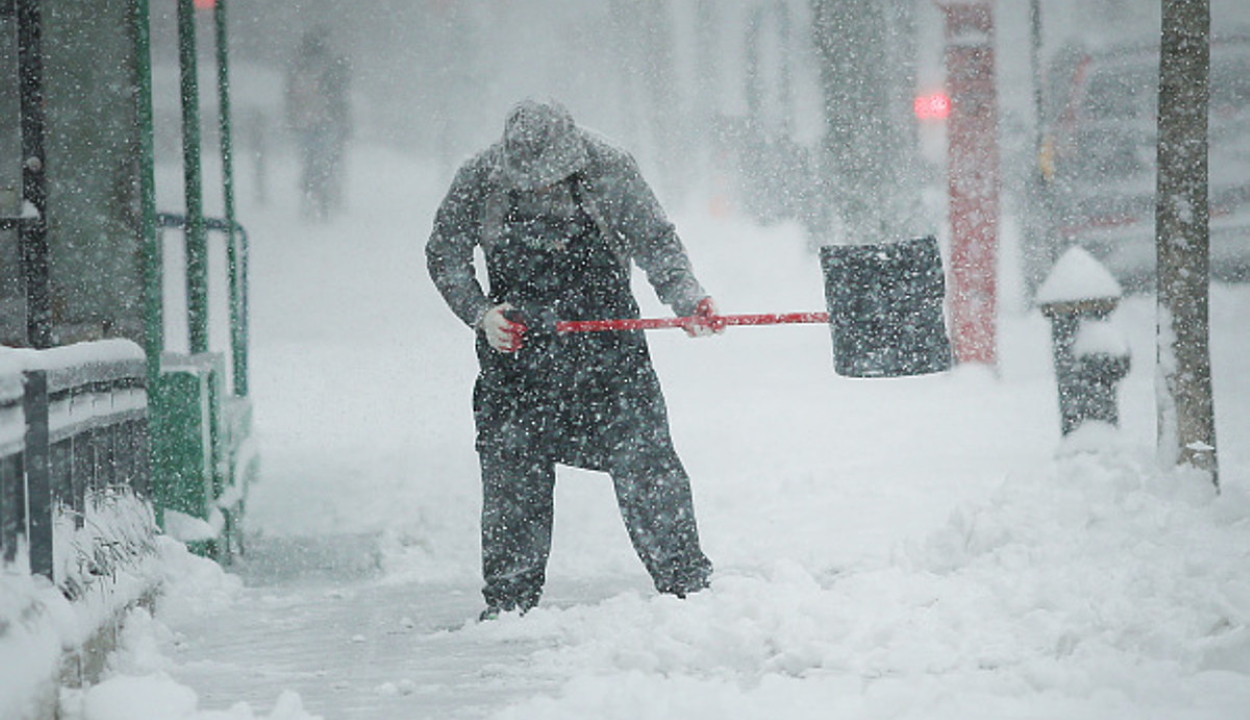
[
  {"xmin": 480, "ymin": 303, "xmax": 526, "ymax": 352},
  {"xmin": 685, "ymin": 297, "xmax": 725, "ymax": 338}
]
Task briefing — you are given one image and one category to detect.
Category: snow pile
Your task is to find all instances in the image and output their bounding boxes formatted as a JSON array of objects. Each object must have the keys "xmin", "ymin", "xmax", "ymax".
[
  {"xmin": 147, "ymin": 537, "xmax": 244, "ymax": 627},
  {"xmin": 77, "ymin": 141, "xmax": 1244, "ymax": 718},
  {"xmin": 2, "ymin": 487, "xmax": 164, "ymax": 719},
  {"xmin": 0, "ymin": 570, "xmax": 64, "ymax": 720},
  {"xmin": 3, "ymin": 523, "xmax": 314, "ymax": 720},
  {"xmin": 59, "ymin": 538, "xmax": 322, "ymax": 720},
  {"xmin": 69, "ymin": 678, "xmax": 314, "ymax": 720},
  {"xmin": 161, "ymin": 509, "xmax": 225, "ymax": 545},
  {"xmin": 913, "ymin": 446, "xmax": 1250, "ymax": 684},
  {"xmin": 463, "ymin": 445, "xmax": 1250, "ymax": 719}
]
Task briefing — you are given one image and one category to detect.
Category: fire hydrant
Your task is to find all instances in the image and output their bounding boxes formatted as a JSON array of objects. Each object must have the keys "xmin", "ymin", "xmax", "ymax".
[{"xmin": 1035, "ymin": 247, "xmax": 1131, "ymax": 436}]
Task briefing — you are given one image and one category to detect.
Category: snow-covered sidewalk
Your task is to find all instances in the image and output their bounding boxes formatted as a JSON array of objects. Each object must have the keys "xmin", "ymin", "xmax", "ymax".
[{"xmin": 61, "ymin": 145, "xmax": 1250, "ymax": 719}]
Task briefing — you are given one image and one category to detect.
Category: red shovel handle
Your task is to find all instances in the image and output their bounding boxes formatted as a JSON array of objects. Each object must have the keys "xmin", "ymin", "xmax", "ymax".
[{"xmin": 555, "ymin": 311, "xmax": 829, "ymax": 333}]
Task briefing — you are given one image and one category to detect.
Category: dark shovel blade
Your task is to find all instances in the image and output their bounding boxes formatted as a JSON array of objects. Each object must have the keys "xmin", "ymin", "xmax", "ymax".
[{"xmin": 820, "ymin": 236, "xmax": 953, "ymax": 378}]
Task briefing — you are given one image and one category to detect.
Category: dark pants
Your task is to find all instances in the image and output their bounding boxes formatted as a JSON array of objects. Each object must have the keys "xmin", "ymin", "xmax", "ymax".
[{"xmin": 479, "ymin": 442, "xmax": 712, "ymax": 612}]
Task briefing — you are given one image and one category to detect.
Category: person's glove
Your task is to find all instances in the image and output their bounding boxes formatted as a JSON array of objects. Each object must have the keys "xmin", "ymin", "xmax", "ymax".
[
  {"xmin": 479, "ymin": 303, "xmax": 526, "ymax": 352},
  {"xmin": 685, "ymin": 296, "xmax": 725, "ymax": 338}
]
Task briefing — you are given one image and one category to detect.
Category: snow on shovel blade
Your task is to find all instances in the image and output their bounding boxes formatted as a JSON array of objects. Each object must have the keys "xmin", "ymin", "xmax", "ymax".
[{"xmin": 820, "ymin": 236, "xmax": 953, "ymax": 378}]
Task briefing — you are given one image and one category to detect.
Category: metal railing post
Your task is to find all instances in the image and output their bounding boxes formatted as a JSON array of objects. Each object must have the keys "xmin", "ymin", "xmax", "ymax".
[
  {"xmin": 214, "ymin": 0, "xmax": 248, "ymax": 397},
  {"xmin": 1, "ymin": 372, "xmax": 24, "ymax": 566},
  {"xmin": 177, "ymin": 0, "xmax": 209, "ymax": 355},
  {"xmin": 22, "ymin": 369, "xmax": 52, "ymax": 580},
  {"xmin": 135, "ymin": 0, "xmax": 161, "ymax": 391}
]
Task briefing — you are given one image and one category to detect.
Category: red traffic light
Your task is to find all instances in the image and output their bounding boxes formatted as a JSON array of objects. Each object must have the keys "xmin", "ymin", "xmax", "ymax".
[{"xmin": 914, "ymin": 92, "xmax": 951, "ymax": 121}]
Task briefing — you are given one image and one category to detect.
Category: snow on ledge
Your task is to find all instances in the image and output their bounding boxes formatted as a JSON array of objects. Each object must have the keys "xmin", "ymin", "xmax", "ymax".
[
  {"xmin": 0, "ymin": 339, "xmax": 145, "ymax": 373},
  {"xmin": 162, "ymin": 510, "xmax": 224, "ymax": 544}
]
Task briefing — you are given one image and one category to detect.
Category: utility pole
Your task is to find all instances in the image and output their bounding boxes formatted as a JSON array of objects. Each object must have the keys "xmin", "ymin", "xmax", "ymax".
[
  {"xmin": 1156, "ymin": 0, "xmax": 1218, "ymax": 487},
  {"xmin": 941, "ymin": 0, "xmax": 1000, "ymax": 367}
]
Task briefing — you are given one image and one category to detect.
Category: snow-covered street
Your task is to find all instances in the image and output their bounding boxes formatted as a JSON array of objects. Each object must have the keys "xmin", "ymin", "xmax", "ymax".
[{"xmin": 64, "ymin": 143, "xmax": 1250, "ymax": 720}]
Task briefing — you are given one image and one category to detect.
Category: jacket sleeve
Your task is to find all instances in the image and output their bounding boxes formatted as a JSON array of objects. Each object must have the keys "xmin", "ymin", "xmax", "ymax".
[
  {"xmin": 599, "ymin": 151, "xmax": 707, "ymax": 317},
  {"xmin": 426, "ymin": 163, "xmax": 493, "ymax": 328}
]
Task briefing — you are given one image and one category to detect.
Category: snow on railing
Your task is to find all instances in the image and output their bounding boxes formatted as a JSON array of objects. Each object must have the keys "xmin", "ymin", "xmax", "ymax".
[
  {"xmin": 2, "ymin": 340, "xmax": 164, "ymax": 718},
  {"xmin": 0, "ymin": 340, "xmax": 157, "ymax": 594}
]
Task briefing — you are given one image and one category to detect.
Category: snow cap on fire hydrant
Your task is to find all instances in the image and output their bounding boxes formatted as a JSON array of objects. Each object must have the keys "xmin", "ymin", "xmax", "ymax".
[{"xmin": 1035, "ymin": 246, "xmax": 1123, "ymax": 315}]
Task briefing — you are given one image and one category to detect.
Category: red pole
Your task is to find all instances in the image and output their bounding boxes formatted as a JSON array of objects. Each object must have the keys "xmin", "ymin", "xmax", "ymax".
[
  {"xmin": 942, "ymin": 1, "xmax": 1000, "ymax": 366},
  {"xmin": 556, "ymin": 312, "xmax": 829, "ymax": 333}
]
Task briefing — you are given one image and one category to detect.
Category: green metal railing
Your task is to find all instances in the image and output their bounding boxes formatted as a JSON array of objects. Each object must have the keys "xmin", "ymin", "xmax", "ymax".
[
  {"xmin": 163, "ymin": 0, "xmax": 248, "ymax": 392},
  {"xmin": 7, "ymin": 0, "xmax": 253, "ymax": 562},
  {"xmin": 177, "ymin": 0, "xmax": 209, "ymax": 356},
  {"xmin": 144, "ymin": 0, "xmax": 255, "ymax": 560},
  {"xmin": 134, "ymin": 0, "xmax": 161, "ymax": 395}
]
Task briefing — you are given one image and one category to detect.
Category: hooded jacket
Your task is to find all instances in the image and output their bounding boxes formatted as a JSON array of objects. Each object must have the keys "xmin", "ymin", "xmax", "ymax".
[{"xmin": 426, "ymin": 103, "xmax": 706, "ymax": 330}]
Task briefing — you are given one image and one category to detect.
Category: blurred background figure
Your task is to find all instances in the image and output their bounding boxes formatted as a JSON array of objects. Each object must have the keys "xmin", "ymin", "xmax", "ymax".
[{"xmin": 285, "ymin": 27, "xmax": 352, "ymax": 221}]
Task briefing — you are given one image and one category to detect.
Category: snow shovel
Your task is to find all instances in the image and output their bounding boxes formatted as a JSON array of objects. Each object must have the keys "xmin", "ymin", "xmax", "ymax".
[{"xmin": 556, "ymin": 235, "xmax": 953, "ymax": 379}]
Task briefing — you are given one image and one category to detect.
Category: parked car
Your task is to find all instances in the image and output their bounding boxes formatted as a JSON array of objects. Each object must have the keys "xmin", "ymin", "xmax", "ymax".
[{"xmin": 1028, "ymin": 34, "xmax": 1250, "ymax": 292}]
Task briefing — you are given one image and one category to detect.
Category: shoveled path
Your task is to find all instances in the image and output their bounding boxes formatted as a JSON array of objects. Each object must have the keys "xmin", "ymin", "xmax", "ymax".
[{"xmin": 158, "ymin": 534, "xmax": 634, "ymax": 720}]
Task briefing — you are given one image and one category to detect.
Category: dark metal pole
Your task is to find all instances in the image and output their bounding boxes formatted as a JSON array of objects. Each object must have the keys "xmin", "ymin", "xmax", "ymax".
[
  {"xmin": 22, "ymin": 370, "xmax": 52, "ymax": 579},
  {"xmin": 135, "ymin": 0, "xmax": 162, "ymax": 387},
  {"xmin": 16, "ymin": 0, "xmax": 50, "ymax": 349},
  {"xmin": 177, "ymin": 0, "xmax": 208, "ymax": 355}
]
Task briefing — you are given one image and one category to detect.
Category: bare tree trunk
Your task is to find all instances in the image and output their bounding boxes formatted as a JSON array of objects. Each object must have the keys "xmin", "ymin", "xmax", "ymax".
[{"xmin": 1156, "ymin": 0, "xmax": 1218, "ymax": 487}]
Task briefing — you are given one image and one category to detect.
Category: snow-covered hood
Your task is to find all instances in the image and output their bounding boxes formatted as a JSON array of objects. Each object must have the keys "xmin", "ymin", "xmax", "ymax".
[{"xmin": 498, "ymin": 99, "xmax": 589, "ymax": 191}]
